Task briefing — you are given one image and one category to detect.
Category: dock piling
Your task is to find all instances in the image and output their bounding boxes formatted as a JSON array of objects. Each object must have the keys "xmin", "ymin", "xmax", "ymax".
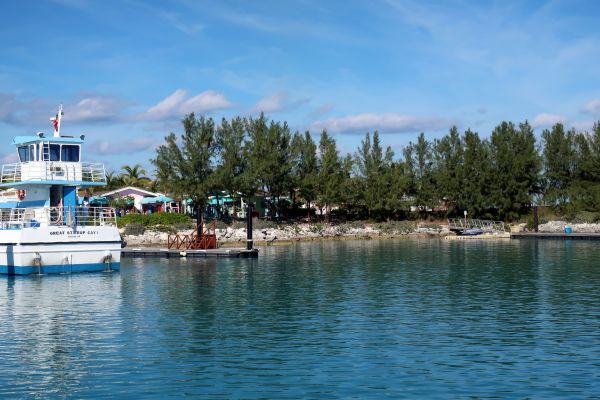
[{"xmin": 246, "ymin": 203, "xmax": 253, "ymax": 250}]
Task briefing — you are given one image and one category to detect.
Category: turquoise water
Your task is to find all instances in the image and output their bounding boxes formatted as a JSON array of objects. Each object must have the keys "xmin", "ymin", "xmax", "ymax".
[{"xmin": 1, "ymin": 239, "xmax": 599, "ymax": 399}]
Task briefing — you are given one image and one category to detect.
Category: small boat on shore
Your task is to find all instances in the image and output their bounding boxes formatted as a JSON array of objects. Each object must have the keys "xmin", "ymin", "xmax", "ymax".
[{"xmin": 0, "ymin": 105, "xmax": 121, "ymax": 275}]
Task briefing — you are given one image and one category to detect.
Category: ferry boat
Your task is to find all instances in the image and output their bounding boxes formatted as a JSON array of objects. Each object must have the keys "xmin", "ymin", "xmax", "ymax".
[{"xmin": 0, "ymin": 105, "xmax": 121, "ymax": 274}]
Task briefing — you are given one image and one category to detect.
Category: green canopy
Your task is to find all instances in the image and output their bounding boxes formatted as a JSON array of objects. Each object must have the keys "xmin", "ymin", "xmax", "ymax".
[{"xmin": 140, "ymin": 196, "xmax": 174, "ymax": 205}]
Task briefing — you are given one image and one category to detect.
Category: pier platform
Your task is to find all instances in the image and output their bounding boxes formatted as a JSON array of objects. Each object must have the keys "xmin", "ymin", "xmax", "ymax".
[
  {"xmin": 445, "ymin": 232, "xmax": 510, "ymax": 240},
  {"xmin": 122, "ymin": 247, "xmax": 259, "ymax": 258},
  {"xmin": 511, "ymin": 232, "xmax": 600, "ymax": 240}
]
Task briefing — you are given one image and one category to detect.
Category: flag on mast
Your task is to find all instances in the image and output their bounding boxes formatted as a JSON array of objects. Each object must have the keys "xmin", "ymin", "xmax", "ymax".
[{"xmin": 50, "ymin": 104, "xmax": 64, "ymax": 137}]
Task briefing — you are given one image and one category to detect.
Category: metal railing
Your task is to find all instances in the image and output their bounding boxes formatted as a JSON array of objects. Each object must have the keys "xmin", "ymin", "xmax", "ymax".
[
  {"xmin": 0, "ymin": 206, "xmax": 117, "ymax": 229},
  {"xmin": 448, "ymin": 218, "xmax": 506, "ymax": 233},
  {"xmin": 0, "ymin": 162, "xmax": 106, "ymax": 184}
]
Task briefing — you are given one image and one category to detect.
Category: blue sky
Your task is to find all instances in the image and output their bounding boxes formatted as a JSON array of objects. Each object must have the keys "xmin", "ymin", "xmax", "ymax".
[{"xmin": 1, "ymin": 0, "xmax": 599, "ymax": 174}]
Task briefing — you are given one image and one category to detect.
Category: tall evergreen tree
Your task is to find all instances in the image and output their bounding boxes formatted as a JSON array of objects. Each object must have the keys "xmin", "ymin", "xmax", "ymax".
[
  {"xmin": 407, "ymin": 133, "xmax": 435, "ymax": 209},
  {"xmin": 244, "ymin": 114, "xmax": 292, "ymax": 216},
  {"xmin": 541, "ymin": 123, "xmax": 577, "ymax": 207},
  {"xmin": 317, "ymin": 130, "xmax": 343, "ymax": 219},
  {"xmin": 489, "ymin": 121, "xmax": 540, "ymax": 220},
  {"xmin": 459, "ymin": 129, "xmax": 490, "ymax": 216},
  {"xmin": 151, "ymin": 113, "xmax": 217, "ymax": 209},
  {"xmin": 355, "ymin": 131, "xmax": 394, "ymax": 220},
  {"xmin": 214, "ymin": 116, "xmax": 249, "ymax": 216},
  {"xmin": 291, "ymin": 131, "xmax": 319, "ymax": 218},
  {"xmin": 432, "ymin": 126, "xmax": 463, "ymax": 214}
]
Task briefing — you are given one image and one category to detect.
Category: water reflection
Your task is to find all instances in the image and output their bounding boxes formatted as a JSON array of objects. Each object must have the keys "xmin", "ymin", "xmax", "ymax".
[{"xmin": 0, "ymin": 240, "xmax": 599, "ymax": 398}]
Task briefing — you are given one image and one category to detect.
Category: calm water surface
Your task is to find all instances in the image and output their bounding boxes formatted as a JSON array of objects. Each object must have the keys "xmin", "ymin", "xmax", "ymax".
[{"xmin": 1, "ymin": 239, "xmax": 599, "ymax": 399}]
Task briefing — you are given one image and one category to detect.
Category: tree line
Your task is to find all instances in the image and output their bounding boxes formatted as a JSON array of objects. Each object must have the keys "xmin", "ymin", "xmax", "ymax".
[{"xmin": 150, "ymin": 113, "xmax": 600, "ymax": 222}]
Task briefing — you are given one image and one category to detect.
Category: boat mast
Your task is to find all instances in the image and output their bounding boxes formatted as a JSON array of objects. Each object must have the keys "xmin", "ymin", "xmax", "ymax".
[{"xmin": 51, "ymin": 104, "xmax": 64, "ymax": 137}]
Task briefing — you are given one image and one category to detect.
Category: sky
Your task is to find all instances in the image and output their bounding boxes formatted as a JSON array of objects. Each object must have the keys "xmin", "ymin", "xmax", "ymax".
[{"xmin": 1, "ymin": 0, "xmax": 599, "ymax": 174}]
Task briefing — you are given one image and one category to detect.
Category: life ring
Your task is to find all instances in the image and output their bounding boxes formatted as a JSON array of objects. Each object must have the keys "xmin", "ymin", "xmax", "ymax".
[{"xmin": 17, "ymin": 190, "xmax": 25, "ymax": 201}]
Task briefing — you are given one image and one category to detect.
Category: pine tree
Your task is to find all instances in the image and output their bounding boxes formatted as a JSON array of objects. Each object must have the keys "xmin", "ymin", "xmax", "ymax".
[
  {"xmin": 317, "ymin": 130, "xmax": 343, "ymax": 220},
  {"xmin": 489, "ymin": 121, "xmax": 540, "ymax": 220},
  {"xmin": 151, "ymin": 113, "xmax": 217, "ymax": 209},
  {"xmin": 291, "ymin": 131, "xmax": 319, "ymax": 219}
]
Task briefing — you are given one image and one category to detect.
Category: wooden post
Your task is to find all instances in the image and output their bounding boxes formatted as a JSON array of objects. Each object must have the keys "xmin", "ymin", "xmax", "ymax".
[
  {"xmin": 196, "ymin": 206, "xmax": 203, "ymax": 237},
  {"xmin": 246, "ymin": 203, "xmax": 253, "ymax": 250},
  {"xmin": 533, "ymin": 206, "xmax": 539, "ymax": 233}
]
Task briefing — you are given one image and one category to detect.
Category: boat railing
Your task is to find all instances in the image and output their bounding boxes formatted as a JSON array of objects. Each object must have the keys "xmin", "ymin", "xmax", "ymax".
[
  {"xmin": 0, "ymin": 162, "xmax": 106, "ymax": 184},
  {"xmin": 448, "ymin": 218, "xmax": 506, "ymax": 233},
  {"xmin": 0, "ymin": 206, "xmax": 117, "ymax": 229}
]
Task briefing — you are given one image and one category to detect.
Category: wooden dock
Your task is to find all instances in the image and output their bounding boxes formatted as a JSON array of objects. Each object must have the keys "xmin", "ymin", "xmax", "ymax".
[
  {"xmin": 121, "ymin": 247, "xmax": 259, "ymax": 258},
  {"xmin": 511, "ymin": 232, "xmax": 600, "ymax": 240}
]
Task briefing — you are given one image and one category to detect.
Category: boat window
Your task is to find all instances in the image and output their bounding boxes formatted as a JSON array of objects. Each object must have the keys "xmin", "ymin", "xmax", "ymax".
[
  {"xmin": 61, "ymin": 145, "xmax": 80, "ymax": 162},
  {"xmin": 18, "ymin": 146, "xmax": 28, "ymax": 162},
  {"xmin": 49, "ymin": 144, "xmax": 60, "ymax": 161},
  {"xmin": 29, "ymin": 144, "xmax": 37, "ymax": 161}
]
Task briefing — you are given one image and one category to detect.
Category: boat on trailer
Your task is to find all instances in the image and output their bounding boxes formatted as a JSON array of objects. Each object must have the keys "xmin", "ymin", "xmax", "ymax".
[{"xmin": 0, "ymin": 105, "xmax": 121, "ymax": 275}]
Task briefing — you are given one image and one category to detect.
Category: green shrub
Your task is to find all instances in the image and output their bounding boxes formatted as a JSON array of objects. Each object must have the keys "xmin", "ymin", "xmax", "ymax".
[
  {"xmin": 525, "ymin": 214, "xmax": 548, "ymax": 230},
  {"xmin": 348, "ymin": 220, "xmax": 365, "ymax": 229},
  {"xmin": 154, "ymin": 225, "xmax": 177, "ymax": 234},
  {"xmin": 124, "ymin": 223, "xmax": 146, "ymax": 236},
  {"xmin": 117, "ymin": 213, "xmax": 148, "ymax": 228},
  {"xmin": 571, "ymin": 211, "xmax": 600, "ymax": 224},
  {"xmin": 417, "ymin": 222, "xmax": 440, "ymax": 230},
  {"xmin": 148, "ymin": 212, "xmax": 191, "ymax": 226},
  {"xmin": 310, "ymin": 223, "xmax": 324, "ymax": 233},
  {"xmin": 174, "ymin": 221, "xmax": 196, "ymax": 231},
  {"xmin": 214, "ymin": 220, "xmax": 229, "ymax": 230},
  {"xmin": 117, "ymin": 213, "xmax": 192, "ymax": 228},
  {"xmin": 231, "ymin": 220, "xmax": 245, "ymax": 229},
  {"xmin": 378, "ymin": 221, "xmax": 416, "ymax": 234},
  {"xmin": 254, "ymin": 219, "xmax": 278, "ymax": 229}
]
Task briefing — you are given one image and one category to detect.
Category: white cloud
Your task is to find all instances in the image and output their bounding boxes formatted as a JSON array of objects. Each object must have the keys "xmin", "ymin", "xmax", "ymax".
[
  {"xmin": 532, "ymin": 113, "xmax": 567, "ymax": 129},
  {"xmin": 582, "ymin": 99, "xmax": 600, "ymax": 115},
  {"xmin": 310, "ymin": 112, "xmax": 455, "ymax": 134},
  {"xmin": 65, "ymin": 95, "xmax": 125, "ymax": 123},
  {"xmin": 249, "ymin": 92, "xmax": 311, "ymax": 114},
  {"xmin": 145, "ymin": 89, "xmax": 233, "ymax": 120},
  {"xmin": 250, "ymin": 92, "xmax": 288, "ymax": 113}
]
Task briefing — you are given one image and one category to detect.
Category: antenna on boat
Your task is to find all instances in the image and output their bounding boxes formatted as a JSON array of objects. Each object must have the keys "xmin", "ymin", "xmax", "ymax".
[{"xmin": 50, "ymin": 104, "xmax": 64, "ymax": 137}]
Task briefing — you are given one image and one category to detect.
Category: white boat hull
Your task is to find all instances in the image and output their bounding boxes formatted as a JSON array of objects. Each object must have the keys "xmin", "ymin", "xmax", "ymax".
[{"xmin": 0, "ymin": 225, "xmax": 121, "ymax": 275}]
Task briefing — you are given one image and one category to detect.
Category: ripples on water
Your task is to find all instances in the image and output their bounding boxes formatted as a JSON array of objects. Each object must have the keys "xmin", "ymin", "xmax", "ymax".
[{"xmin": 0, "ymin": 240, "xmax": 599, "ymax": 398}]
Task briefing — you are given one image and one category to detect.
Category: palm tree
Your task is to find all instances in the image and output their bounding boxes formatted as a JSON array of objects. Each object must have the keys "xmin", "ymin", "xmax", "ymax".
[
  {"xmin": 120, "ymin": 164, "xmax": 151, "ymax": 187},
  {"xmin": 105, "ymin": 170, "xmax": 123, "ymax": 190}
]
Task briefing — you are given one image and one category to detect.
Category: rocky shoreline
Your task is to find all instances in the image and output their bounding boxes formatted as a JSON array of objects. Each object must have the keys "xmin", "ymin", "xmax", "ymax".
[
  {"xmin": 122, "ymin": 220, "xmax": 600, "ymax": 247},
  {"xmin": 122, "ymin": 222, "xmax": 452, "ymax": 247}
]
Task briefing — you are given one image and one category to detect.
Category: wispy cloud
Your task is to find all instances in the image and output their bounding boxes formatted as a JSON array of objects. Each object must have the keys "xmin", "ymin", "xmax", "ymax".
[
  {"xmin": 249, "ymin": 92, "xmax": 310, "ymax": 114},
  {"xmin": 88, "ymin": 137, "xmax": 157, "ymax": 155},
  {"xmin": 570, "ymin": 120, "xmax": 595, "ymax": 132},
  {"xmin": 66, "ymin": 94, "xmax": 128, "ymax": 123},
  {"xmin": 0, "ymin": 93, "xmax": 50, "ymax": 125},
  {"xmin": 159, "ymin": 12, "xmax": 204, "ymax": 35},
  {"xmin": 215, "ymin": 5, "xmax": 367, "ymax": 46},
  {"xmin": 582, "ymin": 99, "xmax": 600, "ymax": 115},
  {"xmin": 308, "ymin": 103, "xmax": 335, "ymax": 119},
  {"xmin": 532, "ymin": 113, "xmax": 567, "ymax": 129},
  {"xmin": 144, "ymin": 89, "xmax": 233, "ymax": 120},
  {"xmin": 1, "ymin": 151, "xmax": 18, "ymax": 164},
  {"xmin": 310, "ymin": 112, "xmax": 455, "ymax": 134}
]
